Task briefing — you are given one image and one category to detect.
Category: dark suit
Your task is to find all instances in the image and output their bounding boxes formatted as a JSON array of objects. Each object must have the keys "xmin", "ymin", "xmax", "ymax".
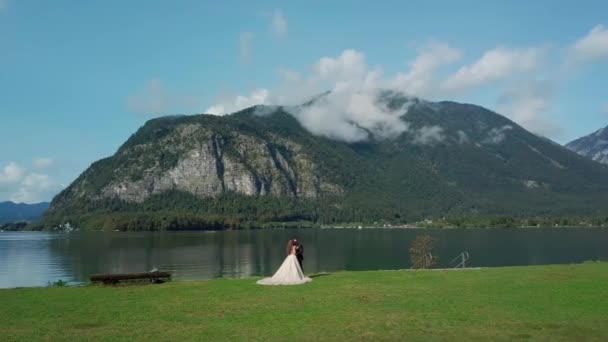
[{"xmin": 295, "ymin": 244, "xmax": 304, "ymax": 271}]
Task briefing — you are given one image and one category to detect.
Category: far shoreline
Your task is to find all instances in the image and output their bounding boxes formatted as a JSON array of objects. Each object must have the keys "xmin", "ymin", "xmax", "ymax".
[{"xmin": 2, "ymin": 222, "xmax": 608, "ymax": 232}]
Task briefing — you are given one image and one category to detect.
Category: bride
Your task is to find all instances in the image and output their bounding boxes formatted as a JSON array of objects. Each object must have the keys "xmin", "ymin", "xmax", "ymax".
[{"xmin": 257, "ymin": 239, "xmax": 312, "ymax": 286}]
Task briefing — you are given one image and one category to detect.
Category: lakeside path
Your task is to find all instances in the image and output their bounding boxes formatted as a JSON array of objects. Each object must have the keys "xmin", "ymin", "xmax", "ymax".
[{"xmin": 1, "ymin": 263, "xmax": 607, "ymax": 341}]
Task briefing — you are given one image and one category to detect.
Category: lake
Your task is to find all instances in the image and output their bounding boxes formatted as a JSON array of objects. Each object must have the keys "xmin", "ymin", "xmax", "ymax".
[{"xmin": 1, "ymin": 228, "xmax": 607, "ymax": 288}]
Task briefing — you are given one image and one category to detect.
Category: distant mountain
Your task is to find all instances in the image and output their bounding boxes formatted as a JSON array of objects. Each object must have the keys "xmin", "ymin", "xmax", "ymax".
[
  {"xmin": 565, "ymin": 126, "xmax": 608, "ymax": 165},
  {"xmin": 41, "ymin": 92, "xmax": 608, "ymax": 230},
  {"xmin": 0, "ymin": 201, "xmax": 49, "ymax": 223}
]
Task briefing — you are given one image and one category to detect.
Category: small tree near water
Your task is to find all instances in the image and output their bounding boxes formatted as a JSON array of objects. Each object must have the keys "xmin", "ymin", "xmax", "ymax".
[{"xmin": 409, "ymin": 234, "xmax": 438, "ymax": 269}]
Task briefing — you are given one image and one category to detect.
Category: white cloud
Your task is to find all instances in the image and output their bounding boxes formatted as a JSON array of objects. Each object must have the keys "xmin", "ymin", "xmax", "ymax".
[
  {"xmin": 313, "ymin": 49, "xmax": 371, "ymax": 83},
  {"xmin": 0, "ymin": 0, "xmax": 8, "ymax": 11},
  {"xmin": 457, "ymin": 130, "xmax": 469, "ymax": 144},
  {"xmin": 442, "ymin": 46, "xmax": 546, "ymax": 91},
  {"xmin": 278, "ymin": 50, "xmax": 412, "ymax": 142},
  {"xmin": 412, "ymin": 126, "xmax": 445, "ymax": 145},
  {"xmin": 0, "ymin": 162, "xmax": 25, "ymax": 184},
  {"xmin": 292, "ymin": 87, "xmax": 410, "ymax": 142},
  {"xmin": 496, "ymin": 80, "xmax": 561, "ymax": 138},
  {"xmin": 10, "ymin": 173, "xmax": 60, "ymax": 204},
  {"xmin": 205, "ymin": 88, "xmax": 270, "ymax": 115},
  {"xmin": 272, "ymin": 10, "xmax": 288, "ymax": 38},
  {"xmin": 483, "ymin": 125, "xmax": 513, "ymax": 144},
  {"xmin": 204, "ymin": 41, "xmax": 561, "ymax": 142},
  {"xmin": 206, "ymin": 49, "xmax": 415, "ymax": 142},
  {"xmin": 33, "ymin": 157, "xmax": 53, "ymax": 169},
  {"xmin": 571, "ymin": 24, "xmax": 608, "ymax": 63},
  {"xmin": 0, "ymin": 162, "xmax": 62, "ymax": 203},
  {"xmin": 127, "ymin": 79, "xmax": 199, "ymax": 116},
  {"xmin": 239, "ymin": 32, "xmax": 255, "ymax": 64},
  {"xmin": 390, "ymin": 41, "xmax": 462, "ymax": 97},
  {"xmin": 208, "ymin": 49, "xmax": 374, "ymax": 114}
]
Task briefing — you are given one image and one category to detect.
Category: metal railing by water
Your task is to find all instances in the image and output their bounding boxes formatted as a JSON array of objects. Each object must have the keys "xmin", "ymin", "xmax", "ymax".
[
  {"xmin": 447, "ymin": 251, "xmax": 470, "ymax": 268},
  {"xmin": 424, "ymin": 252, "xmax": 434, "ymax": 269}
]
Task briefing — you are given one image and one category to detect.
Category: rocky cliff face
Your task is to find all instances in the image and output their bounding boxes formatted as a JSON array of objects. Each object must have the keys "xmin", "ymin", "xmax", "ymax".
[
  {"xmin": 566, "ymin": 126, "xmax": 608, "ymax": 165},
  {"xmin": 55, "ymin": 113, "xmax": 341, "ymax": 206}
]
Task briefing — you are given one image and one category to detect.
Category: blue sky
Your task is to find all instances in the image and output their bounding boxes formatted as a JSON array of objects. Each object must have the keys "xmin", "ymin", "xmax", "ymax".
[{"xmin": 1, "ymin": 0, "xmax": 607, "ymax": 203}]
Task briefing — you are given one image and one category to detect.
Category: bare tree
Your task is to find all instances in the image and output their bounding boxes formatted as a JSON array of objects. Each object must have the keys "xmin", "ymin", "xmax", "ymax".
[{"xmin": 409, "ymin": 234, "xmax": 439, "ymax": 269}]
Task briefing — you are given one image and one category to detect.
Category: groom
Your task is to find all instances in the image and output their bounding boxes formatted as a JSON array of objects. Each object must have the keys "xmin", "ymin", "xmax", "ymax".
[{"xmin": 292, "ymin": 239, "xmax": 304, "ymax": 272}]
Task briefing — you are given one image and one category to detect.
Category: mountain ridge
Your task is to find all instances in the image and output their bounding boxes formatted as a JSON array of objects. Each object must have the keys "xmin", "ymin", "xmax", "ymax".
[
  {"xmin": 0, "ymin": 201, "xmax": 49, "ymax": 224},
  {"xmin": 40, "ymin": 94, "xmax": 608, "ymax": 230},
  {"xmin": 566, "ymin": 125, "xmax": 608, "ymax": 165}
]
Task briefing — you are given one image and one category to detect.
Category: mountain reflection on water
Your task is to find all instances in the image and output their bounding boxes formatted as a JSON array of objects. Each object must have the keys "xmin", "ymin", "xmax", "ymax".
[{"xmin": 1, "ymin": 228, "xmax": 607, "ymax": 288}]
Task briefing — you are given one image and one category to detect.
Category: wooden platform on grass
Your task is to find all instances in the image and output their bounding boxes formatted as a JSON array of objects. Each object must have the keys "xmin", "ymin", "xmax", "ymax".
[{"xmin": 90, "ymin": 271, "xmax": 171, "ymax": 285}]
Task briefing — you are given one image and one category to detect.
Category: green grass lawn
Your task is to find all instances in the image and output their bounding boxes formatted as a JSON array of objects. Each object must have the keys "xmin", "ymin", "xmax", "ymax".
[{"xmin": 1, "ymin": 263, "xmax": 607, "ymax": 341}]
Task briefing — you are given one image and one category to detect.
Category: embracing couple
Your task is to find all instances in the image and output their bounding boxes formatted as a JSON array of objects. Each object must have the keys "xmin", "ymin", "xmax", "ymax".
[{"xmin": 257, "ymin": 239, "xmax": 312, "ymax": 286}]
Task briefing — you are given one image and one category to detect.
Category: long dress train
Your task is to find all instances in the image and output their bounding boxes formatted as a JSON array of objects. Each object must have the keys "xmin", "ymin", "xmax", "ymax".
[{"xmin": 256, "ymin": 254, "xmax": 312, "ymax": 285}]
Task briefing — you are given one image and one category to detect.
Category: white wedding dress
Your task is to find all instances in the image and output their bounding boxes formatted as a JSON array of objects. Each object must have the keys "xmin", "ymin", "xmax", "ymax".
[{"xmin": 257, "ymin": 254, "xmax": 312, "ymax": 286}]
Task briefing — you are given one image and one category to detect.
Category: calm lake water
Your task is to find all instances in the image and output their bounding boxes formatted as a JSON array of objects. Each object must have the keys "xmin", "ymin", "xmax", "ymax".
[{"xmin": 1, "ymin": 228, "xmax": 607, "ymax": 288}]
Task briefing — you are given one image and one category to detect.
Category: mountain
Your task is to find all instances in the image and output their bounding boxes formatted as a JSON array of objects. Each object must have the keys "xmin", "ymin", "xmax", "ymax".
[
  {"xmin": 41, "ymin": 94, "xmax": 608, "ymax": 230},
  {"xmin": 565, "ymin": 126, "xmax": 608, "ymax": 165},
  {"xmin": 0, "ymin": 201, "xmax": 49, "ymax": 224}
]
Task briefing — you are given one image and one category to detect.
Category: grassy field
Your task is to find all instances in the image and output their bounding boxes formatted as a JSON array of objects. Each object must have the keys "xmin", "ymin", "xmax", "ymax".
[{"xmin": 1, "ymin": 263, "xmax": 607, "ymax": 341}]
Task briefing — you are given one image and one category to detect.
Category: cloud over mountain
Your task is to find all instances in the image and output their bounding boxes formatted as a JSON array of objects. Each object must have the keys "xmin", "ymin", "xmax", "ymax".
[{"xmin": 199, "ymin": 24, "xmax": 607, "ymax": 142}]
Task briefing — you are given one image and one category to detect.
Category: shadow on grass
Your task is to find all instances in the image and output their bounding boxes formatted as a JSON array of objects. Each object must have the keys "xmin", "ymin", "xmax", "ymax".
[{"xmin": 309, "ymin": 272, "xmax": 331, "ymax": 278}]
